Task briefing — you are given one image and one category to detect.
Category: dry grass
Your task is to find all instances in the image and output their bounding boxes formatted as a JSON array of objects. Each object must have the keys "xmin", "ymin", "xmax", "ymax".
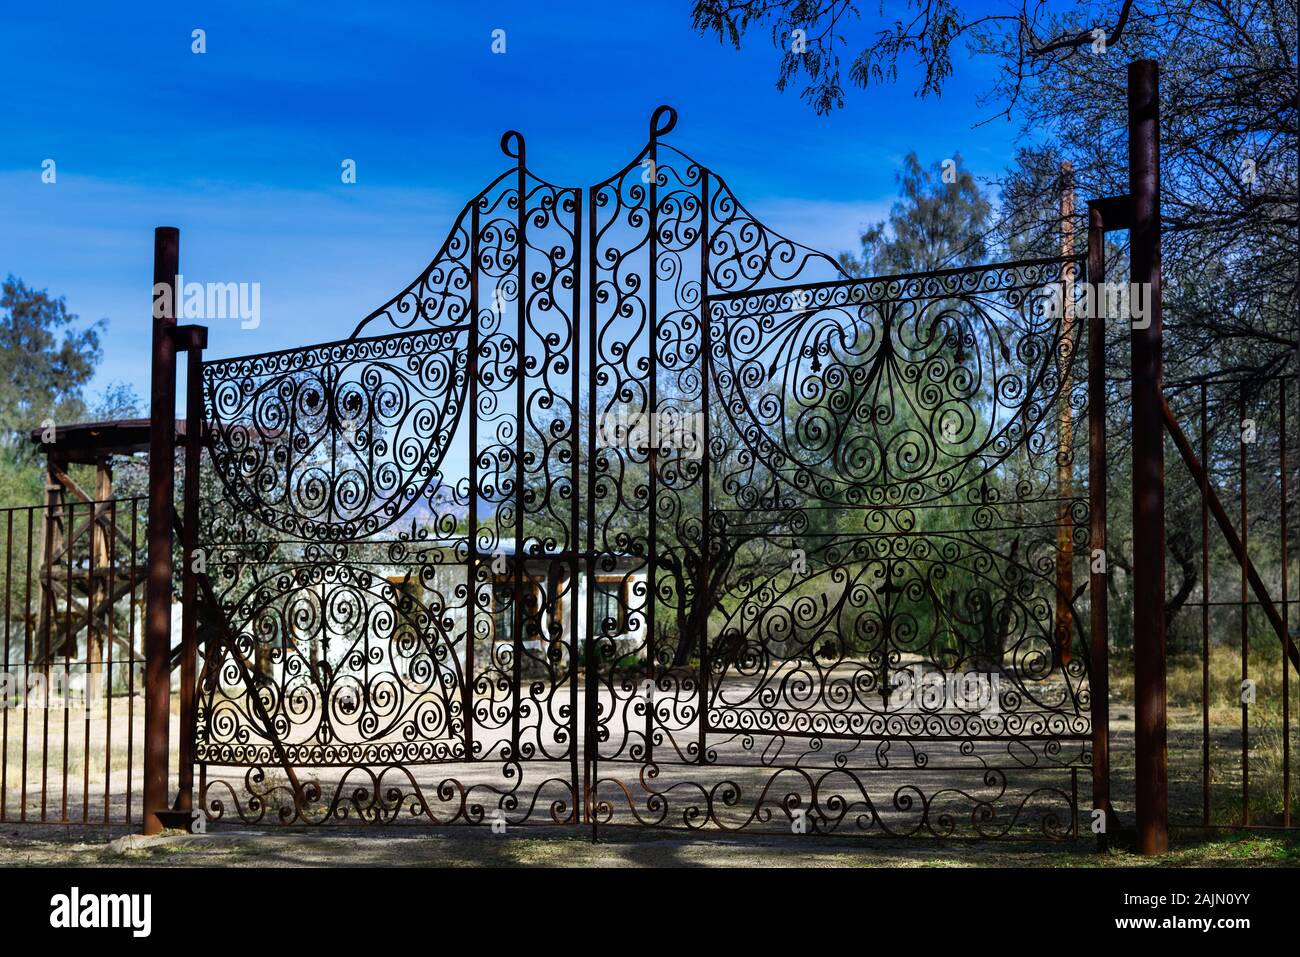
[{"xmin": 1110, "ymin": 643, "xmax": 1299, "ymax": 826}]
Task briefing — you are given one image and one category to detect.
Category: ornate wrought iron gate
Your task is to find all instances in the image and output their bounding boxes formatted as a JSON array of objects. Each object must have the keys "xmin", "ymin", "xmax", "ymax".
[{"xmin": 192, "ymin": 108, "xmax": 1095, "ymax": 837}]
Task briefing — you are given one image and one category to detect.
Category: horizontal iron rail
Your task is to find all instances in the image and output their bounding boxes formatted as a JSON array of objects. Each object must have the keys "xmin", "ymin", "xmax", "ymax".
[
  {"xmin": 201, "ymin": 321, "xmax": 473, "ymax": 372},
  {"xmin": 706, "ymin": 253, "xmax": 1086, "ymax": 304}
]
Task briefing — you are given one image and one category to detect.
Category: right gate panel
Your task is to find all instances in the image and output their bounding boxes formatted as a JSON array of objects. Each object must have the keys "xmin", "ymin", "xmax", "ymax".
[
  {"xmin": 587, "ymin": 117, "xmax": 1093, "ymax": 836},
  {"xmin": 700, "ymin": 258, "xmax": 1093, "ymax": 836}
]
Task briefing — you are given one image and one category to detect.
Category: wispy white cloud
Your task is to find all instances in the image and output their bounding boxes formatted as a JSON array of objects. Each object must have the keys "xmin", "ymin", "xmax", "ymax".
[
  {"xmin": 740, "ymin": 195, "xmax": 896, "ymax": 261},
  {"xmin": 0, "ymin": 172, "xmax": 466, "ymax": 395},
  {"xmin": 2, "ymin": 166, "xmax": 899, "ymax": 418}
]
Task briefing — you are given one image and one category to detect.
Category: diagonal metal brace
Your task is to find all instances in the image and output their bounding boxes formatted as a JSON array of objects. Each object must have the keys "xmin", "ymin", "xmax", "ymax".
[{"xmin": 1162, "ymin": 394, "xmax": 1300, "ymax": 676}]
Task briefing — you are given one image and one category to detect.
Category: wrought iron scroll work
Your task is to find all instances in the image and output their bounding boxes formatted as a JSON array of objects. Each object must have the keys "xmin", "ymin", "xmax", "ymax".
[
  {"xmin": 194, "ymin": 108, "xmax": 1091, "ymax": 837},
  {"xmin": 196, "ymin": 137, "xmax": 583, "ymax": 825},
  {"xmin": 586, "ymin": 112, "xmax": 1092, "ymax": 836}
]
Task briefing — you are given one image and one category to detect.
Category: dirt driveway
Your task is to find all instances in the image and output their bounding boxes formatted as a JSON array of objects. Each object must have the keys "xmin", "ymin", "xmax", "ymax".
[{"xmin": 0, "ymin": 823, "xmax": 1295, "ymax": 868}]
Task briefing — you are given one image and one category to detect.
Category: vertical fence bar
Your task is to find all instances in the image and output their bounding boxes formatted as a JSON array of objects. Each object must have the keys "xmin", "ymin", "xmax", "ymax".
[
  {"xmin": 21, "ymin": 508, "xmax": 33, "ymax": 821},
  {"xmin": 143, "ymin": 225, "xmax": 179, "ymax": 834},
  {"xmin": 126, "ymin": 499, "xmax": 138, "ymax": 825},
  {"xmin": 1282, "ymin": 378, "xmax": 1292, "ymax": 827},
  {"xmin": 62, "ymin": 498, "xmax": 73, "ymax": 821},
  {"xmin": 104, "ymin": 499, "xmax": 116, "ymax": 823},
  {"xmin": 88, "ymin": 461, "xmax": 112, "ymax": 821},
  {"xmin": 1, "ymin": 512, "xmax": 11, "ymax": 816},
  {"xmin": 1201, "ymin": 384, "xmax": 1211, "ymax": 827},
  {"xmin": 1, "ymin": 511, "xmax": 11, "ymax": 822},
  {"xmin": 1128, "ymin": 58, "xmax": 1168, "ymax": 855},
  {"xmin": 1240, "ymin": 392, "xmax": 1250, "ymax": 826},
  {"xmin": 83, "ymin": 499, "xmax": 94, "ymax": 822},
  {"xmin": 1086, "ymin": 203, "xmax": 1110, "ymax": 839},
  {"xmin": 40, "ymin": 479, "xmax": 55, "ymax": 821},
  {"xmin": 466, "ymin": 201, "xmax": 478, "ymax": 772}
]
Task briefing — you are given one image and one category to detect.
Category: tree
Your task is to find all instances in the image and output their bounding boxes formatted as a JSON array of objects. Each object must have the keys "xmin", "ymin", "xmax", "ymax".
[
  {"xmin": 839, "ymin": 151, "xmax": 991, "ymax": 276},
  {"xmin": 693, "ymin": 0, "xmax": 1298, "ymax": 654},
  {"xmin": 693, "ymin": 1, "xmax": 1298, "ymax": 381},
  {"xmin": 0, "ymin": 276, "xmax": 103, "ymax": 441}
]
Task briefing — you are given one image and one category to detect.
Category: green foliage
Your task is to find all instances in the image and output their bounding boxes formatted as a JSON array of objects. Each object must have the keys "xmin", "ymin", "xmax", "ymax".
[
  {"xmin": 839, "ymin": 152, "xmax": 990, "ymax": 276},
  {"xmin": 0, "ymin": 276, "xmax": 103, "ymax": 440},
  {"xmin": 0, "ymin": 277, "xmax": 120, "ymax": 507}
]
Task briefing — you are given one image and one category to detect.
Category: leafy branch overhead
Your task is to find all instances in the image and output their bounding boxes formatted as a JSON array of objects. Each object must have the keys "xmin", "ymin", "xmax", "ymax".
[{"xmin": 690, "ymin": 0, "xmax": 1143, "ymax": 116}]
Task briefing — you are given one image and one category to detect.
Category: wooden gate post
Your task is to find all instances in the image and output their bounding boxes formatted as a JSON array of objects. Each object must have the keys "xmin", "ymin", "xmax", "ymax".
[
  {"xmin": 1128, "ymin": 59, "xmax": 1168, "ymax": 855},
  {"xmin": 143, "ymin": 226, "xmax": 179, "ymax": 835}
]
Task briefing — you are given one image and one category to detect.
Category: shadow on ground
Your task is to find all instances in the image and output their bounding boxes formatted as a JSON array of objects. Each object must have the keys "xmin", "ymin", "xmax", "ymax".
[{"xmin": 0, "ymin": 823, "xmax": 1296, "ymax": 867}]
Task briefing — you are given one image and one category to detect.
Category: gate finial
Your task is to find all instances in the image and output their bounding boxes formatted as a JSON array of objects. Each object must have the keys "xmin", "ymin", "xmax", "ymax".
[
  {"xmin": 650, "ymin": 105, "xmax": 677, "ymax": 140},
  {"xmin": 500, "ymin": 129, "xmax": 525, "ymax": 163}
]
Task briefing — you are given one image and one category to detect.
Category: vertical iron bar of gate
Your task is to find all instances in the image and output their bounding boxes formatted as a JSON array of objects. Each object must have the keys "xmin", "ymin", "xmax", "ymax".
[
  {"xmin": 510, "ymin": 141, "xmax": 526, "ymax": 766},
  {"xmin": 698, "ymin": 171, "xmax": 710, "ymax": 766},
  {"xmin": 645, "ymin": 122, "xmax": 659, "ymax": 764},
  {"xmin": 1128, "ymin": 59, "xmax": 1167, "ymax": 855},
  {"xmin": 467, "ymin": 201, "xmax": 479, "ymax": 773},
  {"xmin": 1057, "ymin": 164, "xmax": 1075, "ymax": 669},
  {"xmin": 1086, "ymin": 202, "xmax": 1110, "ymax": 842},
  {"xmin": 177, "ymin": 324, "xmax": 208, "ymax": 815},
  {"xmin": 570, "ymin": 189, "xmax": 583, "ymax": 822},
  {"xmin": 584, "ymin": 183, "xmax": 598, "ymax": 836},
  {"xmin": 143, "ymin": 225, "xmax": 179, "ymax": 835}
]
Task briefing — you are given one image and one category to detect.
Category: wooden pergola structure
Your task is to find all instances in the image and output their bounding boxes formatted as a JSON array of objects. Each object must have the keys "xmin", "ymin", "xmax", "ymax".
[{"xmin": 26, "ymin": 418, "xmax": 184, "ymax": 676}]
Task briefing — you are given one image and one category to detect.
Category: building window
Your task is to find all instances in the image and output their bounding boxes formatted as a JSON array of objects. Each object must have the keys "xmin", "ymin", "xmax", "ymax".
[{"xmin": 592, "ymin": 577, "xmax": 627, "ymax": 637}]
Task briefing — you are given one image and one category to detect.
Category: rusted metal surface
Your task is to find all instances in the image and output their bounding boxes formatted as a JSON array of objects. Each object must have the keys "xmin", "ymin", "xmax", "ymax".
[
  {"xmin": 1086, "ymin": 201, "xmax": 1111, "ymax": 843},
  {"xmin": 175, "ymin": 324, "xmax": 208, "ymax": 815},
  {"xmin": 1127, "ymin": 58, "xmax": 1168, "ymax": 856},
  {"xmin": 1163, "ymin": 380, "xmax": 1298, "ymax": 833},
  {"xmin": 1161, "ymin": 395, "xmax": 1299, "ymax": 674},
  {"xmin": 143, "ymin": 226, "xmax": 178, "ymax": 835},
  {"xmin": 0, "ymin": 497, "xmax": 150, "ymax": 826}
]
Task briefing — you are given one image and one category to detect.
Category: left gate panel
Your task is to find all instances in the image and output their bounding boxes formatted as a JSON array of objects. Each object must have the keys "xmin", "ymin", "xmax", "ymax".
[{"xmin": 192, "ymin": 157, "xmax": 582, "ymax": 826}]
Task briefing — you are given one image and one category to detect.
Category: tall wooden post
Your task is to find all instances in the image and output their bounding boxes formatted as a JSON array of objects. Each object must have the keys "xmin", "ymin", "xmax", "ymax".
[
  {"xmin": 34, "ymin": 455, "xmax": 65, "ymax": 663},
  {"xmin": 143, "ymin": 226, "xmax": 179, "ymax": 835},
  {"xmin": 1129, "ymin": 59, "xmax": 1168, "ymax": 855},
  {"xmin": 89, "ymin": 456, "xmax": 113, "ymax": 702}
]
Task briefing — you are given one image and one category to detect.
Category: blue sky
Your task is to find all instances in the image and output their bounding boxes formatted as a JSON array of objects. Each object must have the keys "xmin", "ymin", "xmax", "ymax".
[{"xmin": 0, "ymin": 1, "xmax": 1025, "ymax": 404}]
